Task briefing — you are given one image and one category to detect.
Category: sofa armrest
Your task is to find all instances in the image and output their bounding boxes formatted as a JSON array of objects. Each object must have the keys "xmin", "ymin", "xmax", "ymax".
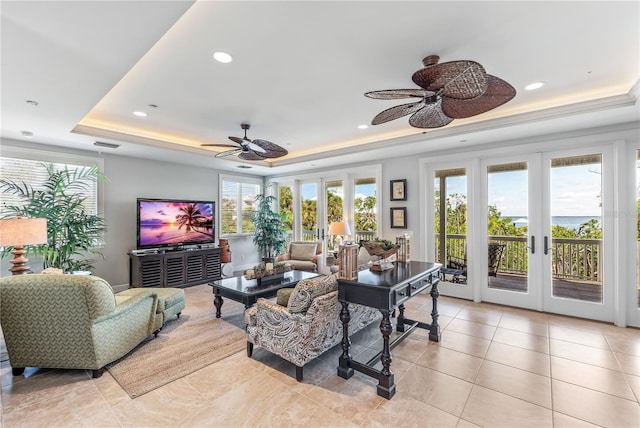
[
  {"xmin": 91, "ymin": 290, "xmax": 158, "ymax": 367},
  {"xmin": 278, "ymin": 254, "xmax": 291, "ymax": 262}
]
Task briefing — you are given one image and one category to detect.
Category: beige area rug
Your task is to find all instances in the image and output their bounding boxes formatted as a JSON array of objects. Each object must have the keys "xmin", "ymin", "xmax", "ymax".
[{"xmin": 107, "ymin": 304, "xmax": 246, "ymax": 398}]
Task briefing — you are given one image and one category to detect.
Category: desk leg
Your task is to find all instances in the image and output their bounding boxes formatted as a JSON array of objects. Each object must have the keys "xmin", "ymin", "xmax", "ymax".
[
  {"xmin": 213, "ymin": 293, "xmax": 223, "ymax": 319},
  {"xmin": 396, "ymin": 303, "xmax": 406, "ymax": 332},
  {"xmin": 337, "ymin": 301, "xmax": 354, "ymax": 379},
  {"xmin": 377, "ymin": 309, "xmax": 396, "ymax": 399},
  {"xmin": 429, "ymin": 280, "xmax": 441, "ymax": 342}
]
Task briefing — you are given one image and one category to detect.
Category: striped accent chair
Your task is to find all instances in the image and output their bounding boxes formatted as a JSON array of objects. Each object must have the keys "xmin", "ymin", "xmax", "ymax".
[{"xmin": 0, "ymin": 274, "xmax": 158, "ymax": 378}]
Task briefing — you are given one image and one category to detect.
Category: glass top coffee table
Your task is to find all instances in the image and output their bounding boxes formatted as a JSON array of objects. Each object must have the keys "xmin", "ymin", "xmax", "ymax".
[{"xmin": 210, "ymin": 270, "xmax": 320, "ymax": 318}]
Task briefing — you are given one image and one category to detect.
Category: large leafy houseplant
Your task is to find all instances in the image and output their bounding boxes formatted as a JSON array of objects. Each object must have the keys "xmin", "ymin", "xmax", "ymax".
[
  {"xmin": 252, "ymin": 192, "xmax": 287, "ymax": 262},
  {"xmin": 0, "ymin": 163, "xmax": 107, "ymax": 272}
]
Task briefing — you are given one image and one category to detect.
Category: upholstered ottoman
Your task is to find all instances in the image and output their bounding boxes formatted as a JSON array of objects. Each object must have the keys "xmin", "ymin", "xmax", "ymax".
[{"xmin": 116, "ymin": 287, "xmax": 185, "ymax": 334}]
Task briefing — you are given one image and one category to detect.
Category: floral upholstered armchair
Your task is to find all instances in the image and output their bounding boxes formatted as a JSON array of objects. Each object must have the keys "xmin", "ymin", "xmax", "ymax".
[
  {"xmin": 0, "ymin": 274, "xmax": 158, "ymax": 378},
  {"xmin": 245, "ymin": 274, "xmax": 380, "ymax": 381}
]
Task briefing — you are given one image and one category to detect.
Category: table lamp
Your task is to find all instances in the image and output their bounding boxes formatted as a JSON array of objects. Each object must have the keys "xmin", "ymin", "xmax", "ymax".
[
  {"xmin": 328, "ymin": 221, "xmax": 352, "ymax": 247},
  {"xmin": 0, "ymin": 216, "xmax": 48, "ymax": 275}
]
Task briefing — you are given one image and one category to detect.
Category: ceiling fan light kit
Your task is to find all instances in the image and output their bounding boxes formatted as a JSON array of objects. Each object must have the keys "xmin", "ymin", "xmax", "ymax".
[
  {"xmin": 201, "ymin": 123, "xmax": 288, "ymax": 160},
  {"xmin": 365, "ymin": 54, "xmax": 516, "ymax": 129}
]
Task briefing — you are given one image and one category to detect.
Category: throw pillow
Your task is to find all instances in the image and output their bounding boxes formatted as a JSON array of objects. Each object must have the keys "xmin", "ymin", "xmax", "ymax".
[
  {"xmin": 287, "ymin": 274, "xmax": 338, "ymax": 313},
  {"xmin": 290, "ymin": 242, "xmax": 317, "ymax": 261},
  {"xmin": 276, "ymin": 288, "xmax": 294, "ymax": 306}
]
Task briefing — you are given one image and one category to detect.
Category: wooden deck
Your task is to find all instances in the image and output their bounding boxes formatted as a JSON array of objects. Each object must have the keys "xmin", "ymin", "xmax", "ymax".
[{"xmin": 471, "ymin": 273, "xmax": 604, "ymax": 303}]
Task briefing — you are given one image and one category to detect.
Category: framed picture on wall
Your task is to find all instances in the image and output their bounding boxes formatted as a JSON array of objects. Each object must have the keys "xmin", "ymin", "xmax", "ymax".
[
  {"xmin": 390, "ymin": 179, "xmax": 407, "ymax": 201},
  {"xmin": 390, "ymin": 207, "xmax": 407, "ymax": 228}
]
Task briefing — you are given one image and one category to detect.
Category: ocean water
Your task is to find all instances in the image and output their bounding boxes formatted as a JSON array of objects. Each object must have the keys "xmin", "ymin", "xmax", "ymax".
[{"xmin": 503, "ymin": 216, "xmax": 601, "ymax": 230}]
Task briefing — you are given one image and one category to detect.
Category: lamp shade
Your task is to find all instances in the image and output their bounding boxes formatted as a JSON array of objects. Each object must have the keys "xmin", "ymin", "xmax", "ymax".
[
  {"xmin": 328, "ymin": 221, "xmax": 352, "ymax": 236},
  {"xmin": 0, "ymin": 217, "xmax": 48, "ymax": 246}
]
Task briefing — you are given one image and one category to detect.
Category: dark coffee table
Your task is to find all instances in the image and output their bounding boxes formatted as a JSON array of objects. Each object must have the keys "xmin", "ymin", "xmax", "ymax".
[{"xmin": 210, "ymin": 270, "xmax": 320, "ymax": 318}]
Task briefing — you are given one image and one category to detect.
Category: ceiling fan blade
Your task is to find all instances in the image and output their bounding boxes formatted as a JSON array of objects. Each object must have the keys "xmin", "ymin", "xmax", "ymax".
[
  {"xmin": 365, "ymin": 89, "xmax": 433, "ymax": 100},
  {"xmin": 239, "ymin": 151, "xmax": 266, "ymax": 161},
  {"xmin": 251, "ymin": 139, "xmax": 288, "ymax": 158},
  {"xmin": 228, "ymin": 136, "xmax": 246, "ymax": 145},
  {"xmin": 412, "ymin": 60, "xmax": 487, "ymax": 100},
  {"xmin": 408, "ymin": 100, "xmax": 453, "ymax": 128},
  {"xmin": 214, "ymin": 149, "xmax": 241, "ymax": 158},
  {"xmin": 371, "ymin": 100, "xmax": 425, "ymax": 125},
  {"xmin": 441, "ymin": 75, "xmax": 517, "ymax": 118},
  {"xmin": 201, "ymin": 143, "xmax": 239, "ymax": 148},
  {"xmin": 247, "ymin": 141, "xmax": 267, "ymax": 154}
]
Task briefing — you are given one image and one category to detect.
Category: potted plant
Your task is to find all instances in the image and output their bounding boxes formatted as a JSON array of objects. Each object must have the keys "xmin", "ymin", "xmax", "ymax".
[
  {"xmin": 252, "ymin": 191, "xmax": 288, "ymax": 264},
  {"xmin": 0, "ymin": 163, "xmax": 107, "ymax": 272}
]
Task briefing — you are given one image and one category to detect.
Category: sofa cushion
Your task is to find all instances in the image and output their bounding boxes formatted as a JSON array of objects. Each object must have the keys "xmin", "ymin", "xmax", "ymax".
[
  {"xmin": 290, "ymin": 242, "xmax": 318, "ymax": 261},
  {"xmin": 286, "ymin": 260, "xmax": 317, "ymax": 271},
  {"xmin": 287, "ymin": 274, "xmax": 337, "ymax": 314},
  {"xmin": 276, "ymin": 288, "xmax": 294, "ymax": 306}
]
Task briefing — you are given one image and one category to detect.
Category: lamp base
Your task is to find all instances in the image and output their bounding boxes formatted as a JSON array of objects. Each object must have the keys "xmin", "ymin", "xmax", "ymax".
[{"xmin": 8, "ymin": 246, "xmax": 30, "ymax": 275}]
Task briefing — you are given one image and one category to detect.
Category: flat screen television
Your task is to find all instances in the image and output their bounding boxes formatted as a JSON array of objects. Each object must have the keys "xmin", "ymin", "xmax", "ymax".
[{"xmin": 136, "ymin": 198, "xmax": 215, "ymax": 249}]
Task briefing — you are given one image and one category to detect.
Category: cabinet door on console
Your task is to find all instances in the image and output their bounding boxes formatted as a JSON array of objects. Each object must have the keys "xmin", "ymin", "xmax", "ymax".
[{"xmin": 165, "ymin": 253, "xmax": 186, "ymax": 287}]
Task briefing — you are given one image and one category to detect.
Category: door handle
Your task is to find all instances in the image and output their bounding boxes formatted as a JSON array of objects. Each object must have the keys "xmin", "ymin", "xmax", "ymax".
[
  {"xmin": 529, "ymin": 235, "xmax": 535, "ymax": 254},
  {"xmin": 544, "ymin": 236, "xmax": 550, "ymax": 255},
  {"xmin": 321, "ymin": 228, "xmax": 325, "ymax": 240},
  {"xmin": 316, "ymin": 229, "xmax": 320, "ymax": 240}
]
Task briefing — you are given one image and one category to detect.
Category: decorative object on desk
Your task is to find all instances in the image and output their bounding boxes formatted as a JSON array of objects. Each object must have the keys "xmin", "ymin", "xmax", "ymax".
[
  {"xmin": 328, "ymin": 220, "xmax": 352, "ymax": 249},
  {"xmin": 337, "ymin": 242, "xmax": 359, "ymax": 280},
  {"xmin": 0, "ymin": 163, "xmax": 107, "ymax": 272},
  {"xmin": 396, "ymin": 233, "xmax": 411, "ymax": 262},
  {"xmin": 390, "ymin": 207, "xmax": 407, "ymax": 229},
  {"xmin": 0, "ymin": 216, "xmax": 48, "ymax": 275},
  {"xmin": 252, "ymin": 190, "xmax": 288, "ymax": 264},
  {"xmin": 363, "ymin": 238, "xmax": 399, "ymax": 271},
  {"xmin": 390, "ymin": 179, "xmax": 407, "ymax": 201}
]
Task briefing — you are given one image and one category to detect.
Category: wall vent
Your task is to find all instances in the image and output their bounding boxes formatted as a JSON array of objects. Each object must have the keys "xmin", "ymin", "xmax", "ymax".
[{"xmin": 94, "ymin": 141, "xmax": 120, "ymax": 149}]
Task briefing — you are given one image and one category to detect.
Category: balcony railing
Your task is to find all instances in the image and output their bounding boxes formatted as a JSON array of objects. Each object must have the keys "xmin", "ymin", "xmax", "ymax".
[
  {"xmin": 301, "ymin": 230, "xmax": 377, "ymax": 244},
  {"xmin": 437, "ymin": 234, "xmax": 602, "ymax": 282}
]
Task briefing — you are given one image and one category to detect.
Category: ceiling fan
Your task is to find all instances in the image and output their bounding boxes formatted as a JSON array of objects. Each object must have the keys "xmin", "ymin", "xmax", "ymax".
[
  {"xmin": 201, "ymin": 123, "xmax": 288, "ymax": 160},
  {"xmin": 365, "ymin": 55, "xmax": 516, "ymax": 129}
]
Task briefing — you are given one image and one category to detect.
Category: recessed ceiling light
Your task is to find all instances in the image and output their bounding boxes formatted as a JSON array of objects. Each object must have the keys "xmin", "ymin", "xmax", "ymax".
[
  {"xmin": 213, "ymin": 51, "xmax": 233, "ymax": 63},
  {"xmin": 358, "ymin": 124, "xmax": 369, "ymax": 129},
  {"xmin": 133, "ymin": 111, "xmax": 147, "ymax": 117},
  {"xmin": 525, "ymin": 82, "xmax": 545, "ymax": 91},
  {"xmin": 21, "ymin": 130, "xmax": 33, "ymax": 137}
]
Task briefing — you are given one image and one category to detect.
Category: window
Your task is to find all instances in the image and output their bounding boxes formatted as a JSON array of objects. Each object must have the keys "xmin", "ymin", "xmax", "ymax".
[
  {"xmin": 0, "ymin": 150, "xmax": 102, "ymax": 217},
  {"xmin": 220, "ymin": 175, "xmax": 262, "ymax": 235}
]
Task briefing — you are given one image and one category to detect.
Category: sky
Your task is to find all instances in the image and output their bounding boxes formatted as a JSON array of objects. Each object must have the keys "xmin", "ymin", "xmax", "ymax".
[{"xmin": 446, "ymin": 163, "xmax": 602, "ymax": 217}]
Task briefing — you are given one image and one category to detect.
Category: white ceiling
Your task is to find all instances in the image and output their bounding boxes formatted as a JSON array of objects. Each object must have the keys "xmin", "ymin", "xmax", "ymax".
[{"xmin": 2, "ymin": 1, "xmax": 639, "ymax": 176}]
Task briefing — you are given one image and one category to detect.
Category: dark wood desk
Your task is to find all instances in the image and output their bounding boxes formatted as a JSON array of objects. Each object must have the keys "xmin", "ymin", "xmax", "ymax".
[
  {"xmin": 337, "ymin": 261, "xmax": 441, "ymax": 399},
  {"xmin": 210, "ymin": 270, "xmax": 320, "ymax": 318}
]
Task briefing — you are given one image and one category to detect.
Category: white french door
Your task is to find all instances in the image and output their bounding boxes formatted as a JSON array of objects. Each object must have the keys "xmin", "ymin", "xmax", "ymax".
[{"xmin": 481, "ymin": 146, "xmax": 614, "ymax": 322}]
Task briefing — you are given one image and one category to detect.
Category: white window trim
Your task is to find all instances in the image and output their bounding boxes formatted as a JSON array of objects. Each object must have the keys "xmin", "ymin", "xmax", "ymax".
[
  {"xmin": 219, "ymin": 173, "xmax": 264, "ymax": 237},
  {"xmin": 0, "ymin": 146, "xmax": 106, "ymax": 219}
]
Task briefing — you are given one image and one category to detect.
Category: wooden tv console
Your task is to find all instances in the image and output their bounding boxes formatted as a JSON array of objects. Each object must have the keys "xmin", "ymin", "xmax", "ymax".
[{"xmin": 129, "ymin": 247, "xmax": 221, "ymax": 288}]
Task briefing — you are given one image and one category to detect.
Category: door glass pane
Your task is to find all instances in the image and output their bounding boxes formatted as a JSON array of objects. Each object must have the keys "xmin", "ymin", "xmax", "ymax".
[
  {"xmin": 355, "ymin": 177, "xmax": 377, "ymax": 243},
  {"xmin": 487, "ymin": 162, "xmax": 529, "ymax": 292},
  {"xmin": 550, "ymin": 154, "xmax": 602, "ymax": 303},
  {"xmin": 326, "ymin": 180, "xmax": 343, "ymax": 251},
  {"xmin": 300, "ymin": 182, "xmax": 317, "ymax": 241},
  {"xmin": 434, "ymin": 168, "xmax": 467, "ymax": 284},
  {"xmin": 279, "ymin": 184, "xmax": 293, "ymax": 244}
]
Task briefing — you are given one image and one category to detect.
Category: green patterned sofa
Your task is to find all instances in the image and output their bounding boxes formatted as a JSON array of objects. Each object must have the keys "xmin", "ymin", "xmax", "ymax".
[
  {"xmin": 245, "ymin": 274, "xmax": 380, "ymax": 381},
  {"xmin": 0, "ymin": 274, "xmax": 158, "ymax": 378}
]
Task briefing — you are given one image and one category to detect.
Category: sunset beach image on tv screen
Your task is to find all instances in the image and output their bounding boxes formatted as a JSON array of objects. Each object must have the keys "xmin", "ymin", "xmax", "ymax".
[{"xmin": 138, "ymin": 200, "xmax": 214, "ymax": 247}]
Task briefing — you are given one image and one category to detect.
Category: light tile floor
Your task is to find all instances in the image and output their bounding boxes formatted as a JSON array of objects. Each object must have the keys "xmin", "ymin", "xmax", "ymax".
[{"xmin": 1, "ymin": 284, "xmax": 639, "ymax": 427}]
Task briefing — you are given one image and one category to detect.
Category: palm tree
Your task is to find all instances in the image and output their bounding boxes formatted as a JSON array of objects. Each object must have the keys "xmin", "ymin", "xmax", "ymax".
[{"xmin": 175, "ymin": 204, "xmax": 211, "ymax": 236}]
